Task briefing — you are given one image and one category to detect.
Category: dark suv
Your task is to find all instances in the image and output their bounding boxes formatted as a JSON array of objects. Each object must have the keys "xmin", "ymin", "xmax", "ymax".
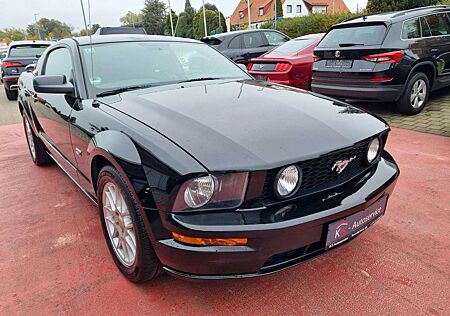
[
  {"xmin": 311, "ymin": 6, "xmax": 450, "ymax": 114},
  {"xmin": 1, "ymin": 40, "xmax": 51, "ymax": 100},
  {"xmin": 201, "ymin": 29, "xmax": 290, "ymax": 65}
]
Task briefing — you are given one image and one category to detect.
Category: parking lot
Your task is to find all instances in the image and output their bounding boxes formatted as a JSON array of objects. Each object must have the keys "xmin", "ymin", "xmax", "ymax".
[{"xmin": 0, "ymin": 84, "xmax": 449, "ymax": 315}]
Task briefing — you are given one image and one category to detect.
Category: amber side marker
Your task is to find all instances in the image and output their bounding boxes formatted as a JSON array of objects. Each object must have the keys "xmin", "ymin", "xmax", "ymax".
[{"xmin": 172, "ymin": 232, "xmax": 248, "ymax": 246}]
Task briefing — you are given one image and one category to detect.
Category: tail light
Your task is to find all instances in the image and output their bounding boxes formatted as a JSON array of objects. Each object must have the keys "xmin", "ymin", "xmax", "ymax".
[
  {"xmin": 370, "ymin": 77, "xmax": 393, "ymax": 83},
  {"xmin": 274, "ymin": 63, "xmax": 292, "ymax": 72},
  {"xmin": 2, "ymin": 61, "xmax": 23, "ymax": 68},
  {"xmin": 313, "ymin": 55, "xmax": 321, "ymax": 62},
  {"xmin": 361, "ymin": 50, "xmax": 404, "ymax": 64},
  {"xmin": 247, "ymin": 63, "xmax": 253, "ymax": 71}
]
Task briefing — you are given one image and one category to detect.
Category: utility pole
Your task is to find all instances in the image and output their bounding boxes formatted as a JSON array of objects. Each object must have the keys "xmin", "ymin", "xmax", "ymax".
[
  {"xmin": 274, "ymin": 0, "xmax": 277, "ymax": 30},
  {"xmin": 247, "ymin": 0, "xmax": 251, "ymax": 29},
  {"xmin": 34, "ymin": 13, "xmax": 42, "ymax": 40},
  {"xmin": 202, "ymin": 0, "xmax": 208, "ymax": 36},
  {"xmin": 168, "ymin": 0, "xmax": 174, "ymax": 36}
]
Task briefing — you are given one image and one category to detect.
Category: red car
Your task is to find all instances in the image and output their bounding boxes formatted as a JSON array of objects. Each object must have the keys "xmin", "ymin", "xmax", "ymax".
[{"xmin": 248, "ymin": 33, "xmax": 324, "ymax": 90}]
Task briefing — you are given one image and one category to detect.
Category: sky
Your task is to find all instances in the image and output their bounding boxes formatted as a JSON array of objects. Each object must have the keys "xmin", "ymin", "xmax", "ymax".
[{"xmin": 0, "ymin": 0, "xmax": 368, "ymax": 31}]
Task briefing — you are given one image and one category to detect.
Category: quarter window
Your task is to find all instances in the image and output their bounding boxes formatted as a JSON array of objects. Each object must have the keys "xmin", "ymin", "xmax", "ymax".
[
  {"xmin": 44, "ymin": 48, "xmax": 73, "ymax": 81},
  {"xmin": 242, "ymin": 32, "xmax": 265, "ymax": 49},
  {"xmin": 229, "ymin": 36, "xmax": 241, "ymax": 49},
  {"xmin": 287, "ymin": 5, "xmax": 292, "ymax": 13},
  {"xmin": 423, "ymin": 13, "xmax": 450, "ymax": 36},
  {"xmin": 402, "ymin": 18, "xmax": 420, "ymax": 39},
  {"xmin": 264, "ymin": 31, "xmax": 288, "ymax": 46}
]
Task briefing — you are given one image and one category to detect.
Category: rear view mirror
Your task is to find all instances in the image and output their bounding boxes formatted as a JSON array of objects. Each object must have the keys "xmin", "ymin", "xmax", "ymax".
[
  {"xmin": 33, "ymin": 75, "xmax": 74, "ymax": 94},
  {"xmin": 25, "ymin": 64, "xmax": 36, "ymax": 72}
]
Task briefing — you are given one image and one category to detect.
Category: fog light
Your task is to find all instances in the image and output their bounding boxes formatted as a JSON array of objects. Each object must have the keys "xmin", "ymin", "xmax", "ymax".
[
  {"xmin": 276, "ymin": 165, "xmax": 301, "ymax": 198},
  {"xmin": 367, "ymin": 138, "xmax": 381, "ymax": 163},
  {"xmin": 172, "ymin": 232, "xmax": 248, "ymax": 246}
]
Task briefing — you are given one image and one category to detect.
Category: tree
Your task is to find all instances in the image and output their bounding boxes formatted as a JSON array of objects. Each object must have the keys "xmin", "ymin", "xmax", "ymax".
[
  {"xmin": 193, "ymin": 9, "xmax": 225, "ymax": 37},
  {"xmin": 0, "ymin": 28, "xmax": 27, "ymax": 41},
  {"xmin": 142, "ymin": 0, "xmax": 167, "ymax": 35},
  {"xmin": 179, "ymin": 0, "xmax": 196, "ymax": 38},
  {"xmin": 26, "ymin": 18, "xmax": 73, "ymax": 40},
  {"xmin": 120, "ymin": 11, "xmax": 143, "ymax": 26},
  {"xmin": 367, "ymin": 0, "xmax": 439, "ymax": 13},
  {"xmin": 275, "ymin": 0, "xmax": 283, "ymax": 18},
  {"xmin": 91, "ymin": 24, "xmax": 101, "ymax": 34},
  {"xmin": 164, "ymin": 10, "xmax": 178, "ymax": 36},
  {"xmin": 204, "ymin": 3, "xmax": 218, "ymax": 11}
]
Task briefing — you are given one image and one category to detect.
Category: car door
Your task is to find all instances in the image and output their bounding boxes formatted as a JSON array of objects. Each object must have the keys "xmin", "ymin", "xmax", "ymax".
[
  {"xmin": 422, "ymin": 13, "xmax": 450, "ymax": 80},
  {"xmin": 30, "ymin": 46, "xmax": 78, "ymax": 175},
  {"xmin": 241, "ymin": 32, "xmax": 268, "ymax": 63}
]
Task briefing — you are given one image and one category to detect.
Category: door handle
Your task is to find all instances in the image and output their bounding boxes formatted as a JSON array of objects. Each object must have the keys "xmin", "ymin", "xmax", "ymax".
[{"xmin": 431, "ymin": 48, "xmax": 438, "ymax": 53}]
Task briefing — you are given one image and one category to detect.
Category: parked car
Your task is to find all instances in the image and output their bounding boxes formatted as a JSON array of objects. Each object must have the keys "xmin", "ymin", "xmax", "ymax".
[
  {"xmin": 312, "ymin": 5, "xmax": 450, "ymax": 115},
  {"xmin": 247, "ymin": 33, "xmax": 325, "ymax": 89},
  {"xmin": 94, "ymin": 26, "xmax": 147, "ymax": 35},
  {"xmin": 18, "ymin": 34, "xmax": 399, "ymax": 283},
  {"xmin": 201, "ymin": 29, "xmax": 290, "ymax": 65},
  {"xmin": 1, "ymin": 40, "xmax": 51, "ymax": 100}
]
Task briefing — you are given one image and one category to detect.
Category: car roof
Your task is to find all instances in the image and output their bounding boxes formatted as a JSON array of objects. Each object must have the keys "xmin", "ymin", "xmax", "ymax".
[
  {"xmin": 69, "ymin": 34, "xmax": 202, "ymax": 46},
  {"xmin": 9, "ymin": 40, "xmax": 53, "ymax": 46},
  {"xmin": 293, "ymin": 33, "xmax": 325, "ymax": 40},
  {"xmin": 205, "ymin": 29, "xmax": 282, "ymax": 39},
  {"xmin": 337, "ymin": 5, "xmax": 449, "ymax": 25}
]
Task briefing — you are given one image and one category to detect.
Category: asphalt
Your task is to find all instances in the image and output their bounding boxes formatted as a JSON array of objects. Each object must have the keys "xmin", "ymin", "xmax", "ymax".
[{"xmin": 0, "ymin": 86, "xmax": 449, "ymax": 315}]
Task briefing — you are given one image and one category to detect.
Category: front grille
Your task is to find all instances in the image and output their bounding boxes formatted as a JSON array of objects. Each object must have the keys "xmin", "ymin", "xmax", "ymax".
[{"xmin": 264, "ymin": 140, "xmax": 374, "ymax": 200}]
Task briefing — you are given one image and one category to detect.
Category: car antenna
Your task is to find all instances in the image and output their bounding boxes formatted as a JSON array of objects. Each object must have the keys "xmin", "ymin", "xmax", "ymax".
[{"xmin": 79, "ymin": 0, "xmax": 99, "ymax": 107}]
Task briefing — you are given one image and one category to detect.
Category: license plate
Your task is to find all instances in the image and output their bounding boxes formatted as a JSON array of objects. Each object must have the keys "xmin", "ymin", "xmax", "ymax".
[
  {"xmin": 325, "ymin": 195, "xmax": 388, "ymax": 249},
  {"xmin": 254, "ymin": 75, "xmax": 267, "ymax": 81},
  {"xmin": 325, "ymin": 59, "xmax": 353, "ymax": 68}
]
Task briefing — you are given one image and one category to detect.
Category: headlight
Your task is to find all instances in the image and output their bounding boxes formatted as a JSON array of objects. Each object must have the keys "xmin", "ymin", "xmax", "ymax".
[
  {"xmin": 276, "ymin": 165, "xmax": 301, "ymax": 198},
  {"xmin": 173, "ymin": 173, "xmax": 249, "ymax": 211},
  {"xmin": 367, "ymin": 138, "xmax": 381, "ymax": 163},
  {"xmin": 183, "ymin": 175, "xmax": 215, "ymax": 208}
]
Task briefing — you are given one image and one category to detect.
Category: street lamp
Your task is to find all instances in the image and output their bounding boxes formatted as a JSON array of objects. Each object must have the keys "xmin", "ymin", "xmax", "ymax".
[
  {"xmin": 168, "ymin": 0, "xmax": 174, "ymax": 36},
  {"xmin": 34, "ymin": 13, "xmax": 42, "ymax": 40},
  {"xmin": 202, "ymin": 0, "xmax": 208, "ymax": 36},
  {"xmin": 245, "ymin": 0, "xmax": 251, "ymax": 29}
]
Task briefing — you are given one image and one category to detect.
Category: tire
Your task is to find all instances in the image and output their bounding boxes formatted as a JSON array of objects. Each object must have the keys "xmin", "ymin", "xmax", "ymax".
[
  {"xmin": 396, "ymin": 72, "xmax": 430, "ymax": 115},
  {"xmin": 97, "ymin": 165, "xmax": 162, "ymax": 283},
  {"xmin": 22, "ymin": 115, "xmax": 52, "ymax": 166},
  {"xmin": 5, "ymin": 87, "xmax": 18, "ymax": 101}
]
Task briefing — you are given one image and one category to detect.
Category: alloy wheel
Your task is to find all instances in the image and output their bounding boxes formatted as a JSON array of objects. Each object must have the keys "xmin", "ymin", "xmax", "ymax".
[
  {"xmin": 102, "ymin": 182, "xmax": 137, "ymax": 267},
  {"xmin": 410, "ymin": 79, "xmax": 427, "ymax": 109},
  {"xmin": 25, "ymin": 118, "xmax": 36, "ymax": 160}
]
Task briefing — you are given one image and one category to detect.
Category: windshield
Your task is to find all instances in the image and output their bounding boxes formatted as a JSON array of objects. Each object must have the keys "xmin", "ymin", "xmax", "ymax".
[
  {"xmin": 81, "ymin": 41, "xmax": 249, "ymax": 92},
  {"xmin": 9, "ymin": 45, "xmax": 49, "ymax": 58},
  {"xmin": 271, "ymin": 38, "xmax": 316, "ymax": 53},
  {"xmin": 317, "ymin": 24, "xmax": 387, "ymax": 48}
]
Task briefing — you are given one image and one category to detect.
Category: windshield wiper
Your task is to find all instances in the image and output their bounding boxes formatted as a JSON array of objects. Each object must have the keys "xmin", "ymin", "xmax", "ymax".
[
  {"xmin": 96, "ymin": 83, "xmax": 156, "ymax": 97},
  {"xmin": 339, "ymin": 43, "xmax": 365, "ymax": 47},
  {"xmin": 176, "ymin": 77, "xmax": 227, "ymax": 84}
]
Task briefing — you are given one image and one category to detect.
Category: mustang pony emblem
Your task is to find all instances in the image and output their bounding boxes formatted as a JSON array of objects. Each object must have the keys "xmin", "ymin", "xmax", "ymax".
[{"xmin": 332, "ymin": 156, "xmax": 356, "ymax": 174}]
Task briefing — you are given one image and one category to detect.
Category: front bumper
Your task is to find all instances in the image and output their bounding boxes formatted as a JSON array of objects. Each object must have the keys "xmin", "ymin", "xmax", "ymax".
[
  {"xmin": 152, "ymin": 152, "xmax": 399, "ymax": 280},
  {"xmin": 311, "ymin": 82, "xmax": 403, "ymax": 102}
]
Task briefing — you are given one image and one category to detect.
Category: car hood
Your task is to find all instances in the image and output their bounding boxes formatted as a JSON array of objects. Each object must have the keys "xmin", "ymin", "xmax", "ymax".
[{"xmin": 104, "ymin": 80, "xmax": 388, "ymax": 172}]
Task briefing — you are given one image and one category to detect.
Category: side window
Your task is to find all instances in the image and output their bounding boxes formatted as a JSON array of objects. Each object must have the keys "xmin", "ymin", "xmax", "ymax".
[
  {"xmin": 264, "ymin": 31, "xmax": 289, "ymax": 46},
  {"xmin": 420, "ymin": 17, "xmax": 432, "ymax": 37},
  {"xmin": 44, "ymin": 48, "xmax": 73, "ymax": 81},
  {"xmin": 228, "ymin": 36, "xmax": 241, "ymax": 49},
  {"xmin": 424, "ymin": 13, "xmax": 450, "ymax": 36},
  {"xmin": 402, "ymin": 19, "xmax": 420, "ymax": 39},
  {"xmin": 242, "ymin": 32, "xmax": 265, "ymax": 49}
]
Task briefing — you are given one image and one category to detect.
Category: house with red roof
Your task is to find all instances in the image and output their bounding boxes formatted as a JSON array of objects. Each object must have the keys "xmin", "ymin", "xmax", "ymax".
[{"xmin": 230, "ymin": 0, "xmax": 349, "ymax": 29}]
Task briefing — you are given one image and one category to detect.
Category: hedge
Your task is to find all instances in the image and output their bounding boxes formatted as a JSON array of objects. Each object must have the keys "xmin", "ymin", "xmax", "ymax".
[{"xmin": 260, "ymin": 13, "xmax": 358, "ymax": 38}]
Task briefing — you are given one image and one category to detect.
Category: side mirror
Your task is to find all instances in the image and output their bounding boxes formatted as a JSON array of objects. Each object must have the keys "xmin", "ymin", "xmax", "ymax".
[
  {"xmin": 25, "ymin": 64, "xmax": 36, "ymax": 72},
  {"xmin": 237, "ymin": 63, "xmax": 249, "ymax": 73},
  {"xmin": 33, "ymin": 75, "xmax": 74, "ymax": 94}
]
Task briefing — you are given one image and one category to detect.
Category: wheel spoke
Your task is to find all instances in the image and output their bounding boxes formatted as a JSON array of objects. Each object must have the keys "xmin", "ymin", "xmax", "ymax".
[
  {"xmin": 418, "ymin": 80, "xmax": 425, "ymax": 91},
  {"xmin": 413, "ymin": 96, "xmax": 419, "ymax": 108}
]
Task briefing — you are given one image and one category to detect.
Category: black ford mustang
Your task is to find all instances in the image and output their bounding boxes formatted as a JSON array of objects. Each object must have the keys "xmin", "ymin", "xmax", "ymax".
[{"xmin": 18, "ymin": 35, "xmax": 399, "ymax": 283}]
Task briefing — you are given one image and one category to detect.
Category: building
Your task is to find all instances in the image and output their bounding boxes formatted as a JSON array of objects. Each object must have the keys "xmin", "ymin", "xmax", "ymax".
[{"xmin": 230, "ymin": 0, "xmax": 349, "ymax": 29}]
